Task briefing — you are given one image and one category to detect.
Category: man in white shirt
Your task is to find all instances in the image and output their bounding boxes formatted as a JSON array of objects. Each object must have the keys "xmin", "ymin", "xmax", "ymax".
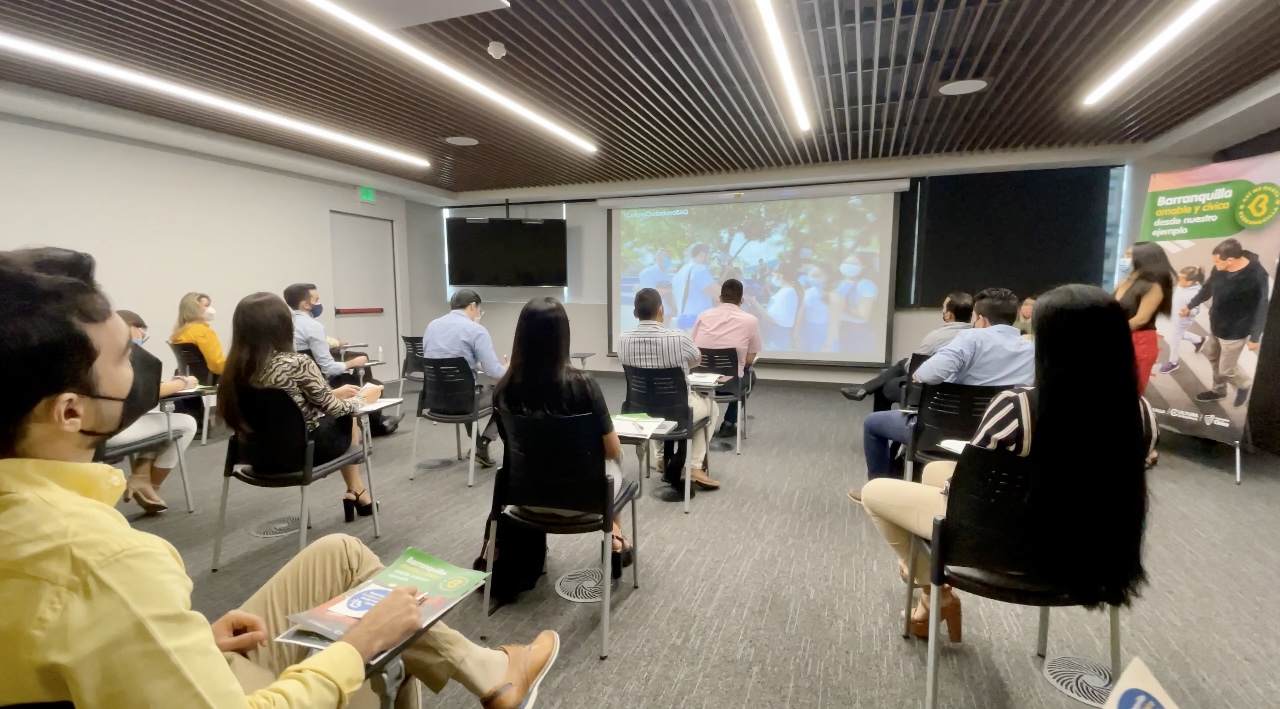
[
  {"xmin": 670, "ymin": 243, "xmax": 718, "ymax": 330},
  {"xmin": 619, "ymin": 288, "xmax": 720, "ymax": 490},
  {"xmin": 842, "ymin": 291, "xmax": 973, "ymax": 409}
]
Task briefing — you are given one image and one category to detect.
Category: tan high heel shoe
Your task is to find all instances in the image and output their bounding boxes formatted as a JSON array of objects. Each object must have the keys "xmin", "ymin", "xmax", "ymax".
[
  {"xmin": 908, "ymin": 589, "xmax": 962, "ymax": 643},
  {"xmin": 124, "ymin": 476, "xmax": 168, "ymax": 515}
]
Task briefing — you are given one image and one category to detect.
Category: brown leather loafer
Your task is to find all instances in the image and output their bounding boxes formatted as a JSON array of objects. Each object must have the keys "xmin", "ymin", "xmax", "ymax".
[
  {"xmin": 480, "ymin": 630, "xmax": 560, "ymax": 709},
  {"xmin": 691, "ymin": 469, "xmax": 721, "ymax": 490}
]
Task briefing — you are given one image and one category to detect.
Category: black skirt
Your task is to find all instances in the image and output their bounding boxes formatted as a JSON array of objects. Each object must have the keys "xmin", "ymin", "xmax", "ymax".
[{"xmin": 312, "ymin": 415, "xmax": 356, "ymax": 466}]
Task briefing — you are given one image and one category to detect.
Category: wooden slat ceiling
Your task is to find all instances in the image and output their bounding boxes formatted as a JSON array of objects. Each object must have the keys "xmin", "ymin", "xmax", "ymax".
[{"xmin": 1, "ymin": 0, "xmax": 1278, "ymax": 193}]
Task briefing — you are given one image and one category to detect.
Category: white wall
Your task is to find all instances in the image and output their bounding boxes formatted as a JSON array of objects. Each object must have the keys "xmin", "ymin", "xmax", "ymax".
[{"xmin": 0, "ymin": 118, "xmax": 411, "ymax": 377}]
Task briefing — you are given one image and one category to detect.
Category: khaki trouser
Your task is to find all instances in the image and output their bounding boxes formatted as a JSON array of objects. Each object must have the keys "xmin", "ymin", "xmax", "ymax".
[
  {"xmin": 1203, "ymin": 335, "xmax": 1253, "ymax": 391},
  {"xmin": 227, "ymin": 534, "xmax": 485, "ymax": 709},
  {"xmin": 689, "ymin": 392, "xmax": 718, "ymax": 470},
  {"xmin": 861, "ymin": 461, "xmax": 956, "ymax": 586}
]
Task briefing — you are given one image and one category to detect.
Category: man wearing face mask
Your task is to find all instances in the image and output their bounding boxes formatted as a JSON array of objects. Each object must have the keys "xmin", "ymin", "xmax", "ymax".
[
  {"xmin": 421, "ymin": 289, "xmax": 508, "ymax": 467},
  {"xmin": 0, "ymin": 247, "xmax": 562, "ymax": 709},
  {"xmin": 842, "ymin": 291, "xmax": 974, "ymax": 409},
  {"xmin": 835, "ymin": 255, "xmax": 879, "ymax": 354},
  {"xmin": 285, "ymin": 282, "xmax": 369, "ymax": 380},
  {"xmin": 639, "ymin": 248, "xmax": 673, "ymax": 290}
]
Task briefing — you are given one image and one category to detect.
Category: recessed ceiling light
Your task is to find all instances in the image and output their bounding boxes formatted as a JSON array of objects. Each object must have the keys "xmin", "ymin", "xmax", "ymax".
[
  {"xmin": 301, "ymin": 0, "xmax": 598, "ymax": 153},
  {"xmin": 754, "ymin": 0, "xmax": 810, "ymax": 132},
  {"xmin": 938, "ymin": 79, "xmax": 989, "ymax": 96},
  {"xmin": 445, "ymin": 136, "xmax": 479, "ymax": 146},
  {"xmin": 1083, "ymin": 0, "xmax": 1224, "ymax": 106},
  {"xmin": 0, "ymin": 31, "xmax": 430, "ymax": 168}
]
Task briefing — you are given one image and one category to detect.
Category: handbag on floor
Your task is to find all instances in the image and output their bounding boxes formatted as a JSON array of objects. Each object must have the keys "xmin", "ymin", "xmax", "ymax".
[{"xmin": 473, "ymin": 513, "xmax": 547, "ymax": 604}]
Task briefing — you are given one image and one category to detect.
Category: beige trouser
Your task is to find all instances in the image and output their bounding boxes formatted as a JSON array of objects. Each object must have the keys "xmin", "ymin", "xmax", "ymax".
[
  {"xmin": 861, "ymin": 461, "xmax": 956, "ymax": 586},
  {"xmin": 1203, "ymin": 335, "xmax": 1253, "ymax": 391},
  {"xmin": 688, "ymin": 391, "xmax": 717, "ymax": 470},
  {"xmin": 227, "ymin": 534, "xmax": 485, "ymax": 709}
]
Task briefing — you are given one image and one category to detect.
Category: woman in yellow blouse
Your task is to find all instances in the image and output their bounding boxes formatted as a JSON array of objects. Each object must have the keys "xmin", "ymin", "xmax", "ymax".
[{"xmin": 171, "ymin": 291, "xmax": 226, "ymax": 375}]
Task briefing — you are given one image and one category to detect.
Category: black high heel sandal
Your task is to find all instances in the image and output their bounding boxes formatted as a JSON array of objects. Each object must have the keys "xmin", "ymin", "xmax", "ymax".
[{"xmin": 344, "ymin": 488, "xmax": 377, "ymax": 523}]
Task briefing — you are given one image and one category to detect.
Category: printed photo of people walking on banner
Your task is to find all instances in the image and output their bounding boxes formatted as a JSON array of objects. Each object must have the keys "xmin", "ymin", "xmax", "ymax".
[{"xmin": 1137, "ymin": 152, "xmax": 1280, "ymax": 445}]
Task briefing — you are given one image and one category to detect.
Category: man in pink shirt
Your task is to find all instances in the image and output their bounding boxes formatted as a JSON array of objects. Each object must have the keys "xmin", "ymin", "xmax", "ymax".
[{"xmin": 693, "ymin": 279, "xmax": 762, "ymax": 440}]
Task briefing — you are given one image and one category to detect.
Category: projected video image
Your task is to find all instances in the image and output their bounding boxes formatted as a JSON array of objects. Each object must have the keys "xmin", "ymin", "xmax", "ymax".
[{"xmin": 616, "ymin": 193, "xmax": 894, "ymax": 363}]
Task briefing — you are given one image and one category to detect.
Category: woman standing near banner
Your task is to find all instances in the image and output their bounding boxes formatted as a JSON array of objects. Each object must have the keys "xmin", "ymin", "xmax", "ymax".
[{"xmin": 1115, "ymin": 242, "xmax": 1175, "ymax": 392}]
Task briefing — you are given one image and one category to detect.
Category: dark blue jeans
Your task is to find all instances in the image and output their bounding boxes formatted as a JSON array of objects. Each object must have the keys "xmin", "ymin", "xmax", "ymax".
[{"xmin": 863, "ymin": 410, "xmax": 913, "ymax": 480}]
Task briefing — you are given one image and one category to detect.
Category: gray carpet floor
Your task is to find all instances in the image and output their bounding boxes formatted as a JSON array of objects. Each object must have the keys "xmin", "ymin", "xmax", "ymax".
[{"xmin": 120, "ymin": 376, "xmax": 1280, "ymax": 708}]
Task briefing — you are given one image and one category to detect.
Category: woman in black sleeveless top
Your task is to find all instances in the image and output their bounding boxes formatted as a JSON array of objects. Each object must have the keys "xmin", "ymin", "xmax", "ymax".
[{"xmin": 1114, "ymin": 242, "xmax": 1175, "ymax": 392}]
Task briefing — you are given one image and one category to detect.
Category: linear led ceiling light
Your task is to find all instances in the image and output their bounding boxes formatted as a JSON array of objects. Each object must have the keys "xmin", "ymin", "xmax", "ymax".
[
  {"xmin": 755, "ymin": 0, "xmax": 810, "ymax": 132},
  {"xmin": 0, "ymin": 30, "xmax": 431, "ymax": 167},
  {"xmin": 1082, "ymin": 0, "xmax": 1224, "ymax": 106},
  {"xmin": 302, "ymin": 0, "xmax": 598, "ymax": 153}
]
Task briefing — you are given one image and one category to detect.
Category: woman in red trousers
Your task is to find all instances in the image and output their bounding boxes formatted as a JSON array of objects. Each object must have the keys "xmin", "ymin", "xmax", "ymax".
[{"xmin": 1115, "ymin": 242, "xmax": 1175, "ymax": 392}]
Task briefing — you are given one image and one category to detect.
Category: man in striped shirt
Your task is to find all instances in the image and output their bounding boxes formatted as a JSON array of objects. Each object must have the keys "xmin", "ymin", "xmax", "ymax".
[{"xmin": 619, "ymin": 288, "xmax": 720, "ymax": 490}]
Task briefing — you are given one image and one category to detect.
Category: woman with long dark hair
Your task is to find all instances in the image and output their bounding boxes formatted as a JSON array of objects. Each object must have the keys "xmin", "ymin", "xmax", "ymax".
[
  {"xmin": 1115, "ymin": 242, "xmax": 1175, "ymax": 392},
  {"xmin": 493, "ymin": 296, "xmax": 631, "ymax": 556},
  {"xmin": 859, "ymin": 284, "xmax": 1155, "ymax": 641},
  {"xmin": 218, "ymin": 292, "xmax": 381, "ymax": 520}
]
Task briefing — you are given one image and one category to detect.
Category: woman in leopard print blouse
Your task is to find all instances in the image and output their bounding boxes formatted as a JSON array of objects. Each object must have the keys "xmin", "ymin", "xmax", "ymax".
[{"xmin": 218, "ymin": 292, "xmax": 382, "ymax": 518}]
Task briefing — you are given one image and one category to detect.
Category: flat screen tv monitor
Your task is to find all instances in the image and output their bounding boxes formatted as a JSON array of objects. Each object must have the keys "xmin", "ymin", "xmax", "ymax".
[{"xmin": 446, "ymin": 217, "xmax": 568, "ymax": 287}]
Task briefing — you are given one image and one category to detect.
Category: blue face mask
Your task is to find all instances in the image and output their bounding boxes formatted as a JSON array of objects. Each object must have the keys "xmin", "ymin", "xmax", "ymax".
[
  {"xmin": 660, "ymin": 257, "xmax": 672, "ymax": 271},
  {"xmin": 1117, "ymin": 257, "xmax": 1133, "ymax": 276},
  {"xmin": 132, "ymin": 336, "xmax": 148, "ymax": 347},
  {"xmin": 310, "ymin": 303, "xmax": 323, "ymax": 318},
  {"xmin": 797, "ymin": 275, "xmax": 810, "ymax": 288}
]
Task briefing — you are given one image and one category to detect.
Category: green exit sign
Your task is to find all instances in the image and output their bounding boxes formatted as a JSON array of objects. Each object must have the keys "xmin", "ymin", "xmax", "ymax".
[{"xmin": 358, "ymin": 186, "xmax": 376, "ymax": 204}]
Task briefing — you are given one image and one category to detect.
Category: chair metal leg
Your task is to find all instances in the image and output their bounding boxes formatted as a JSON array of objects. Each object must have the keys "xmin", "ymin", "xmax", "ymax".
[
  {"xmin": 1109, "ymin": 605, "xmax": 1121, "ymax": 681},
  {"xmin": 362, "ymin": 416, "xmax": 382, "ymax": 538},
  {"xmin": 395, "ymin": 378, "xmax": 405, "ymax": 417},
  {"xmin": 683, "ymin": 445, "xmax": 692, "ymax": 514},
  {"xmin": 164, "ymin": 407, "xmax": 195, "ymax": 513},
  {"xmin": 1036, "ymin": 607, "xmax": 1051, "ymax": 658},
  {"xmin": 735, "ymin": 399, "xmax": 742, "ymax": 455},
  {"xmin": 455, "ymin": 425, "xmax": 463, "ymax": 461},
  {"xmin": 409, "ymin": 415, "xmax": 421, "ymax": 481},
  {"xmin": 211, "ymin": 476, "xmax": 231, "ymax": 571},
  {"xmin": 298, "ymin": 485, "xmax": 310, "ymax": 551},
  {"xmin": 903, "ymin": 536, "xmax": 918, "ymax": 638},
  {"xmin": 904, "ymin": 458, "xmax": 914, "ymax": 482},
  {"xmin": 741, "ymin": 398, "xmax": 748, "ymax": 440},
  {"xmin": 467, "ymin": 418, "xmax": 478, "ymax": 488},
  {"xmin": 630, "ymin": 497, "xmax": 639, "ymax": 589},
  {"xmin": 480, "ymin": 519, "xmax": 497, "ymax": 641},
  {"xmin": 600, "ymin": 529, "xmax": 611, "ymax": 660},
  {"xmin": 1235, "ymin": 441, "xmax": 1242, "ymax": 484},
  {"xmin": 201, "ymin": 401, "xmax": 210, "ymax": 445},
  {"xmin": 924, "ymin": 581, "xmax": 943, "ymax": 709}
]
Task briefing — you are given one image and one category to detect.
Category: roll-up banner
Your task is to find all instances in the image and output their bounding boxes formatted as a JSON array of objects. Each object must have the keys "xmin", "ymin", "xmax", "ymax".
[{"xmin": 1138, "ymin": 153, "xmax": 1280, "ymax": 445}]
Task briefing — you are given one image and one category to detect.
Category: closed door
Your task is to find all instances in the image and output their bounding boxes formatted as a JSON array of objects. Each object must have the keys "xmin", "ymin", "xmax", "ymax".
[{"xmin": 329, "ymin": 212, "xmax": 401, "ymax": 377}]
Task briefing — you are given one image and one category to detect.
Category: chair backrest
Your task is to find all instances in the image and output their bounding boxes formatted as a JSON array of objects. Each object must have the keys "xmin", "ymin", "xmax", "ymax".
[
  {"xmin": 233, "ymin": 386, "xmax": 313, "ymax": 474},
  {"xmin": 911, "ymin": 382, "xmax": 1012, "ymax": 458},
  {"xmin": 907, "ymin": 352, "xmax": 931, "ymax": 375},
  {"xmin": 169, "ymin": 342, "xmax": 213, "ymax": 384},
  {"xmin": 416, "ymin": 356, "xmax": 479, "ymax": 414},
  {"xmin": 694, "ymin": 347, "xmax": 743, "ymax": 394},
  {"xmin": 940, "ymin": 445, "xmax": 1046, "ymax": 576},
  {"xmin": 620, "ymin": 365, "xmax": 692, "ymax": 431},
  {"xmin": 401, "ymin": 336, "xmax": 425, "ymax": 376},
  {"xmin": 498, "ymin": 410, "xmax": 610, "ymax": 516}
]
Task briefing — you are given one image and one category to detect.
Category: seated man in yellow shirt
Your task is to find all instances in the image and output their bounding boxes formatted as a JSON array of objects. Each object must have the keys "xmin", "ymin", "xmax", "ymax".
[{"xmin": 0, "ymin": 247, "xmax": 558, "ymax": 709}]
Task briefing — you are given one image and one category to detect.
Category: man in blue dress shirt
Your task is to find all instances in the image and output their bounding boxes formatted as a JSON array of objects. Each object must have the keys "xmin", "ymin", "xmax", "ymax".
[
  {"xmin": 422, "ymin": 289, "xmax": 508, "ymax": 467},
  {"xmin": 849, "ymin": 288, "xmax": 1034, "ymax": 500},
  {"xmin": 285, "ymin": 282, "xmax": 368, "ymax": 380}
]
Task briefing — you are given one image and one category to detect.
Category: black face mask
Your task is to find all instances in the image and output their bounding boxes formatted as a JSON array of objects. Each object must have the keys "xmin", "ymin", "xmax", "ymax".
[
  {"xmin": 82, "ymin": 345, "xmax": 161, "ymax": 439},
  {"xmin": 78, "ymin": 393, "xmax": 143, "ymax": 439}
]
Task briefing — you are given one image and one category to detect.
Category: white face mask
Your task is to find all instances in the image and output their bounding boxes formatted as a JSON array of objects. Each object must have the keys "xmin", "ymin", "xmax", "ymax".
[
  {"xmin": 840, "ymin": 263, "xmax": 862, "ymax": 278},
  {"xmin": 203, "ymin": 305, "xmax": 216, "ymax": 321}
]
